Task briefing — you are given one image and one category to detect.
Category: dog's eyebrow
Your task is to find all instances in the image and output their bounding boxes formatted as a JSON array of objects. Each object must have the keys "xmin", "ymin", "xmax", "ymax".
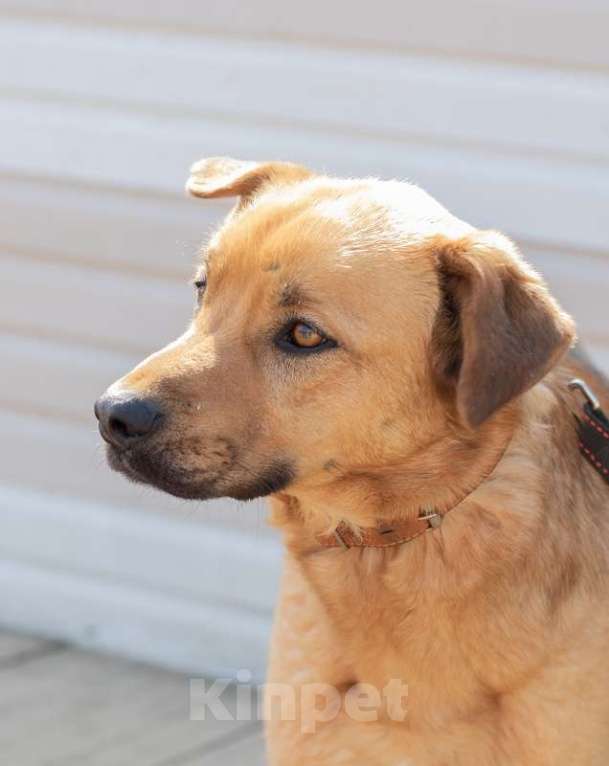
[{"xmin": 278, "ymin": 284, "xmax": 312, "ymax": 308}]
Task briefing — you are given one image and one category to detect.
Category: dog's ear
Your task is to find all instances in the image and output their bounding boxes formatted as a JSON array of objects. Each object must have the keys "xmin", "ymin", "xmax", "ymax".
[
  {"xmin": 433, "ymin": 231, "xmax": 575, "ymax": 428},
  {"xmin": 186, "ymin": 157, "xmax": 312, "ymax": 201}
]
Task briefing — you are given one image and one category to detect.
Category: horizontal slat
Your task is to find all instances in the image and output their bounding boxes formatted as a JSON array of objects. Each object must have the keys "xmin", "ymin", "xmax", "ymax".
[
  {"xmin": 0, "ymin": 554, "xmax": 270, "ymax": 678},
  {"xmin": 0, "ymin": 183, "xmax": 210, "ymax": 279},
  {"xmin": 0, "ymin": 408, "xmax": 272, "ymax": 535},
  {"xmin": 0, "ymin": 483, "xmax": 279, "ymax": 614},
  {"xmin": 2, "ymin": 20, "xmax": 608, "ymax": 163},
  {"xmin": 1, "ymin": 0, "xmax": 608, "ymax": 70},
  {"xmin": 0, "ymin": 333, "xmax": 137, "ymax": 421},
  {"xmin": 0, "ymin": 175, "xmax": 222, "ymax": 278},
  {"xmin": 2, "ymin": 98, "xmax": 608, "ymax": 253},
  {"xmin": 0, "ymin": 253, "xmax": 190, "ymax": 354}
]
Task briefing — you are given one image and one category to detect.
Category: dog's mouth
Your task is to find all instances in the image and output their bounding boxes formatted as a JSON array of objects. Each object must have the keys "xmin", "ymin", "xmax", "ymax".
[
  {"xmin": 105, "ymin": 443, "xmax": 295, "ymax": 501},
  {"xmin": 105, "ymin": 444, "xmax": 212, "ymax": 499}
]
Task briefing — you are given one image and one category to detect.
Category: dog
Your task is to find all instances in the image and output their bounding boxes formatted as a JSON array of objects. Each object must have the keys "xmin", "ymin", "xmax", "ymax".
[{"xmin": 95, "ymin": 157, "xmax": 609, "ymax": 765}]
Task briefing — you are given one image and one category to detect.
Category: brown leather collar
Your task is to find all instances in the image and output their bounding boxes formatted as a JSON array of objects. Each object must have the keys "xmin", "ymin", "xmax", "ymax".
[
  {"xmin": 316, "ymin": 437, "xmax": 512, "ymax": 551},
  {"xmin": 316, "ymin": 510, "xmax": 443, "ymax": 550}
]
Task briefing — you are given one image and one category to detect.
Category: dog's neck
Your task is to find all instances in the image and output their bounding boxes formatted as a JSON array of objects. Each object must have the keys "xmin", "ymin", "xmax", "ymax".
[{"xmin": 272, "ymin": 399, "xmax": 520, "ymax": 548}]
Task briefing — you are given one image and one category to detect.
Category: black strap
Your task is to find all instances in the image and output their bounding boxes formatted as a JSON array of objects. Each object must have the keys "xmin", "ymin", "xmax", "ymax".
[{"xmin": 575, "ymin": 401, "xmax": 609, "ymax": 485}]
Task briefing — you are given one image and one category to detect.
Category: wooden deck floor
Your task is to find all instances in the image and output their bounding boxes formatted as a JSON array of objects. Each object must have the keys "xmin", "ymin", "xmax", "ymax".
[{"xmin": 0, "ymin": 631, "xmax": 266, "ymax": 765}]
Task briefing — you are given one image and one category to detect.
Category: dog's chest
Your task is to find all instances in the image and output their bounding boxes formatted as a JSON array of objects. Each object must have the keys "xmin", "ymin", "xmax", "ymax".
[{"xmin": 300, "ymin": 548, "xmax": 477, "ymax": 696}]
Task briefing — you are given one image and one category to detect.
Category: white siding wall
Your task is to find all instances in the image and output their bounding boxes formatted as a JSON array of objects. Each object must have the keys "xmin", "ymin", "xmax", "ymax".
[{"xmin": 0, "ymin": 2, "xmax": 607, "ymax": 677}]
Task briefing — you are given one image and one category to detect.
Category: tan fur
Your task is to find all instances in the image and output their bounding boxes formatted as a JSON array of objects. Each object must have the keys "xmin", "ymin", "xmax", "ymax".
[{"xmin": 101, "ymin": 158, "xmax": 609, "ymax": 765}]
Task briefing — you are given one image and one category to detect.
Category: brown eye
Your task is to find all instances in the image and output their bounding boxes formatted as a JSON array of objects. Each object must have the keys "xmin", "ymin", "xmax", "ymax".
[
  {"xmin": 290, "ymin": 322, "xmax": 324, "ymax": 348},
  {"xmin": 193, "ymin": 275, "xmax": 207, "ymax": 306},
  {"xmin": 277, "ymin": 320, "xmax": 336, "ymax": 355},
  {"xmin": 193, "ymin": 275, "xmax": 207, "ymax": 292}
]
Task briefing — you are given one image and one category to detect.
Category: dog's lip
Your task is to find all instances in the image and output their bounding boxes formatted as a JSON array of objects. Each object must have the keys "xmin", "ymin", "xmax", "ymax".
[
  {"xmin": 105, "ymin": 441, "xmax": 207, "ymax": 495},
  {"xmin": 105, "ymin": 443, "xmax": 216, "ymax": 499},
  {"xmin": 105, "ymin": 443, "xmax": 143, "ymax": 481}
]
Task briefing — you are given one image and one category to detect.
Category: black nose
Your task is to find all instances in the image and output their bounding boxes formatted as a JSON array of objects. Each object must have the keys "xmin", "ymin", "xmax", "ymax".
[{"xmin": 94, "ymin": 394, "xmax": 164, "ymax": 447}]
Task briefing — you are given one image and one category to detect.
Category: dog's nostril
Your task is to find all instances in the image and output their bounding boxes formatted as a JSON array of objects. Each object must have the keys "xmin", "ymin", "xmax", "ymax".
[
  {"xmin": 108, "ymin": 415, "xmax": 131, "ymax": 440},
  {"xmin": 96, "ymin": 394, "xmax": 164, "ymax": 446}
]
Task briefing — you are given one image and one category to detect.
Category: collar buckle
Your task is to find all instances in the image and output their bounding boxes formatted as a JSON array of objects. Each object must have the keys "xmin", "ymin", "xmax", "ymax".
[
  {"xmin": 333, "ymin": 528, "xmax": 350, "ymax": 550},
  {"xmin": 569, "ymin": 378, "xmax": 601, "ymax": 412}
]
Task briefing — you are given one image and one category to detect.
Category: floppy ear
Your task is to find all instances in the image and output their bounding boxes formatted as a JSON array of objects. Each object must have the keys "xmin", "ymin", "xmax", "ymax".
[
  {"xmin": 433, "ymin": 231, "xmax": 575, "ymax": 428},
  {"xmin": 186, "ymin": 157, "xmax": 312, "ymax": 201}
]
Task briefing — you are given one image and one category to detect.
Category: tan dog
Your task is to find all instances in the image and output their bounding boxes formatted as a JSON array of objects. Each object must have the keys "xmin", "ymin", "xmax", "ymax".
[{"xmin": 95, "ymin": 158, "xmax": 609, "ymax": 765}]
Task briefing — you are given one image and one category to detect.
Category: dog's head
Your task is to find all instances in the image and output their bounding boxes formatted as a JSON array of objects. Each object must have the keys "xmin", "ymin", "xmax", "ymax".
[{"xmin": 95, "ymin": 158, "xmax": 574, "ymax": 502}]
